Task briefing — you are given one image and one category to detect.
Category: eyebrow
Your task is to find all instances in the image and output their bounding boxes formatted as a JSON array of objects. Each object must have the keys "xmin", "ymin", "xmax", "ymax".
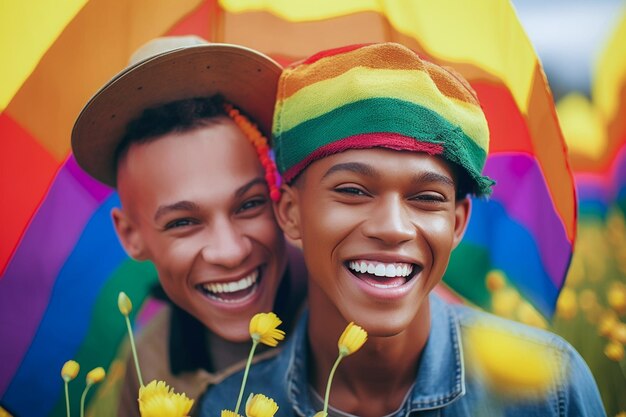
[
  {"xmin": 154, "ymin": 200, "xmax": 200, "ymax": 222},
  {"xmin": 234, "ymin": 177, "xmax": 266, "ymax": 198},
  {"xmin": 153, "ymin": 177, "xmax": 266, "ymax": 222},
  {"xmin": 322, "ymin": 162, "xmax": 380, "ymax": 179},
  {"xmin": 413, "ymin": 171, "xmax": 455, "ymax": 188},
  {"xmin": 322, "ymin": 161, "xmax": 455, "ymax": 188}
]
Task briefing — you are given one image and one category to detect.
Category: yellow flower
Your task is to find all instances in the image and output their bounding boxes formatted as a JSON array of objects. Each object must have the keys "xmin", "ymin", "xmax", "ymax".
[
  {"xmin": 610, "ymin": 322, "xmax": 626, "ymax": 344},
  {"xmin": 313, "ymin": 412, "xmax": 328, "ymax": 417},
  {"xmin": 556, "ymin": 288, "xmax": 577, "ymax": 320},
  {"xmin": 86, "ymin": 367, "xmax": 106, "ymax": 385},
  {"xmin": 338, "ymin": 322, "xmax": 368, "ymax": 357},
  {"xmin": 139, "ymin": 380, "xmax": 193, "ymax": 417},
  {"xmin": 491, "ymin": 287, "xmax": 520, "ymax": 318},
  {"xmin": 598, "ymin": 311, "xmax": 618, "ymax": 337},
  {"xmin": 221, "ymin": 411, "xmax": 243, "ymax": 417},
  {"xmin": 485, "ymin": 270, "xmax": 506, "ymax": 292},
  {"xmin": 615, "ymin": 411, "xmax": 626, "ymax": 417},
  {"xmin": 604, "ymin": 341, "xmax": 624, "ymax": 362},
  {"xmin": 61, "ymin": 360, "xmax": 80, "ymax": 382},
  {"xmin": 465, "ymin": 325, "xmax": 560, "ymax": 397},
  {"xmin": 0, "ymin": 406, "xmax": 13, "ymax": 417},
  {"xmin": 118, "ymin": 291, "xmax": 133, "ymax": 316},
  {"xmin": 578, "ymin": 289, "xmax": 598, "ymax": 312},
  {"xmin": 608, "ymin": 283, "xmax": 626, "ymax": 315},
  {"xmin": 516, "ymin": 302, "xmax": 547, "ymax": 329},
  {"xmin": 249, "ymin": 312, "xmax": 285, "ymax": 347},
  {"xmin": 245, "ymin": 393, "xmax": 279, "ymax": 417}
]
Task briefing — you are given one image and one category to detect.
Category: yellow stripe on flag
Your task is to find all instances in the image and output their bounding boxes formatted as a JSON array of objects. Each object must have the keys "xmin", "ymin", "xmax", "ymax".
[
  {"xmin": 220, "ymin": 0, "xmax": 539, "ymax": 114},
  {"xmin": 0, "ymin": 0, "xmax": 88, "ymax": 111}
]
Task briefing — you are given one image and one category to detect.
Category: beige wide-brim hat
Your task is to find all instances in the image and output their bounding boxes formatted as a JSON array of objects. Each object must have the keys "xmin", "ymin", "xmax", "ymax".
[{"xmin": 72, "ymin": 36, "xmax": 282, "ymax": 187}]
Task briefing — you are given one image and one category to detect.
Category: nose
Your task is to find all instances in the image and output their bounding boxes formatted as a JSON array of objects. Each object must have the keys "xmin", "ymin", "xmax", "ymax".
[
  {"xmin": 201, "ymin": 216, "xmax": 252, "ymax": 268},
  {"xmin": 361, "ymin": 195, "xmax": 416, "ymax": 246}
]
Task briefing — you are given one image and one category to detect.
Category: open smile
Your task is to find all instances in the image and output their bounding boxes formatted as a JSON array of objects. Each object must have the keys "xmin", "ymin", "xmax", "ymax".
[
  {"xmin": 196, "ymin": 267, "xmax": 262, "ymax": 304},
  {"xmin": 346, "ymin": 259, "xmax": 421, "ymax": 289}
]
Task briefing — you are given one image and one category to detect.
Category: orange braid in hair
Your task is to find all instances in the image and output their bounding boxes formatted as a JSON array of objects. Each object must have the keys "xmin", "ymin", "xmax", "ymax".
[{"xmin": 223, "ymin": 103, "xmax": 281, "ymax": 202}]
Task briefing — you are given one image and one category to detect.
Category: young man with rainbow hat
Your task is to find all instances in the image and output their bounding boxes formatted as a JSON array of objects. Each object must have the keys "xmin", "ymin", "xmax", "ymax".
[{"xmin": 200, "ymin": 43, "xmax": 605, "ymax": 416}]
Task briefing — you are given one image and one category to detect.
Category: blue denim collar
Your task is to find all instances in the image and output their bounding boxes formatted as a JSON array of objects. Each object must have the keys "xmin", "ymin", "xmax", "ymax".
[{"xmin": 283, "ymin": 294, "xmax": 465, "ymax": 416}]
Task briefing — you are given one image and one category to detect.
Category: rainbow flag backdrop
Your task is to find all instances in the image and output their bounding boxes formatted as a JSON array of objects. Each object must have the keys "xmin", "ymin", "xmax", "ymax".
[{"xmin": 0, "ymin": 1, "xmax": 576, "ymax": 416}]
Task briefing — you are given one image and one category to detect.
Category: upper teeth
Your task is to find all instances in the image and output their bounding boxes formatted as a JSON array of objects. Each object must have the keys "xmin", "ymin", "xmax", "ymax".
[
  {"xmin": 202, "ymin": 270, "xmax": 258, "ymax": 294},
  {"xmin": 348, "ymin": 261, "xmax": 413, "ymax": 278}
]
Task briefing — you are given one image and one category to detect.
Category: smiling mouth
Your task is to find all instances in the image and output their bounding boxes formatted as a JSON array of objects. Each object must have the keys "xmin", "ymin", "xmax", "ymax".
[
  {"xmin": 346, "ymin": 260, "xmax": 420, "ymax": 289},
  {"xmin": 197, "ymin": 268, "xmax": 261, "ymax": 303}
]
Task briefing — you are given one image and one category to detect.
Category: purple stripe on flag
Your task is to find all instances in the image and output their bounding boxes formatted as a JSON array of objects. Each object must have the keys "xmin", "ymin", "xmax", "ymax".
[
  {"xmin": 0, "ymin": 158, "xmax": 112, "ymax": 395},
  {"xmin": 484, "ymin": 154, "xmax": 571, "ymax": 288}
]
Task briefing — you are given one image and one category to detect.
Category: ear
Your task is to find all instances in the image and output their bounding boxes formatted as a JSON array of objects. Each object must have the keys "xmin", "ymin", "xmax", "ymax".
[
  {"xmin": 273, "ymin": 184, "xmax": 302, "ymax": 243},
  {"xmin": 111, "ymin": 207, "xmax": 149, "ymax": 260},
  {"xmin": 452, "ymin": 197, "xmax": 471, "ymax": 249}
]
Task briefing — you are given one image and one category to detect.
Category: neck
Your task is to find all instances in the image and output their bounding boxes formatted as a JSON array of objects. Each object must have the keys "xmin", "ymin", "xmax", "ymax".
[{"xmin": 307, "ymin": 283, "xmax": 431, "ymax": 416}]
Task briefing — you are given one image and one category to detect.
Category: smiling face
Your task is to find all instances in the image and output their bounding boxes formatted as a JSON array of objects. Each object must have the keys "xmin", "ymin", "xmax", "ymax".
[
  {"xmin": 112, "ymin": 118, "xmax": 287, "ymax": 342},
  {"xmin": 277, "ymin": 148, "xmax": 469, "ymax": 337}
]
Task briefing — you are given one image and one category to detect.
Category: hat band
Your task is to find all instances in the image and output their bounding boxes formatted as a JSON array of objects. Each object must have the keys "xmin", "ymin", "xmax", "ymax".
[{"xmin": 282, "ymin": 133, "xmax": 443, "ymax": 183}]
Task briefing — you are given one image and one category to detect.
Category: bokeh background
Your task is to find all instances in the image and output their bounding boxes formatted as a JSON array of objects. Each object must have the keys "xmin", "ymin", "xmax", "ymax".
[{"xmin": 1, "ymin": 1, "xmax": 625, "ymax": 416}]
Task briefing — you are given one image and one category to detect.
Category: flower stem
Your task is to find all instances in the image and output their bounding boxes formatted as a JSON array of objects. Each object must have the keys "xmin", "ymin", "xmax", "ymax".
[
  {"xmin": 323, "ymin": 354, "xmax": 345, "ymax": 415},
  {"xmin": 80, "ymin": 383, "xmax": 93, "ymax": 417},
  {"xmin": 125, "ymin": 315, "xmax": 144, "ymax": 387},
  {"xmin": 235, "ymin": 339, "xmax": 259, "ymax": 414},
  {"xmin": 64, "ymin": 381, "xmax": 71, "ymax": 417}
]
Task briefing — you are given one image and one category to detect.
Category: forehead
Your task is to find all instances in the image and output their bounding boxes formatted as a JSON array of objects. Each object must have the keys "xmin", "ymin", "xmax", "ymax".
[{"xmin": 117, "ymin": 120, "xmax": 263, "ymax": 209}]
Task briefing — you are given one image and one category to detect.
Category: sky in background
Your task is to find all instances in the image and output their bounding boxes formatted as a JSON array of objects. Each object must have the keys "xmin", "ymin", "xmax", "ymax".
[{"xmin": 512, "ymin": 0, "xmax": 625, "ymax": 100}]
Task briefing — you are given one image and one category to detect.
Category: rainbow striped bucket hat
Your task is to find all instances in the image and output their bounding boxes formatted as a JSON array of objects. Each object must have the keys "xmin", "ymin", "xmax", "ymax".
[{"xmin": 272, "ymin": 43, "xmax": 495, "ymax": 196}]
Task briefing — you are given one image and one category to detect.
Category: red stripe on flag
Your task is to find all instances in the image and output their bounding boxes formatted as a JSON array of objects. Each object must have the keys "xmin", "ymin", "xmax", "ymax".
[{"xmin": 0, "ymin": 114, "xmax": 60, "ymax": 275}]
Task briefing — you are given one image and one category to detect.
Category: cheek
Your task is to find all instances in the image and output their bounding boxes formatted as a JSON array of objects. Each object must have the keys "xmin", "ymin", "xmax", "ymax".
[{"xmin": 242, "ymin": 210, "xmax": 285, "ymax": 254}]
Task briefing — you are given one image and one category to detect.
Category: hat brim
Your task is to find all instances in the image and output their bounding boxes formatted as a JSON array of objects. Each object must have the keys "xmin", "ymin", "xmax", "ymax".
[{"xmin": 72, "ymin": 43, "xmax": 281, "ymax": 186}]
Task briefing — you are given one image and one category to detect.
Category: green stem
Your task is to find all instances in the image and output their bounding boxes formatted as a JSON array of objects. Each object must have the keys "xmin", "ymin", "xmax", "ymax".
[
  {"xmin": 80, "ymin": 383, "xmax": 93, "ymax": 417},
  {"xmin": 234, "ymin": 339, "xmax": 259, "ymax": 414},
  {"xmin": 64, "ymin": 381, "xmax": 71, "ymax": 417},
  {"xmin": 323, "ymin": 354, "xmax": 345, "ymax": 415},
  {"xmin": 125, "ymin": 315, "xmax": 144, "ymax": 387}
]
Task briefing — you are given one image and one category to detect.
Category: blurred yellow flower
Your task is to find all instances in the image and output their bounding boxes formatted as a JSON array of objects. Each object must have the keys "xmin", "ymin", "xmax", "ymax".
[
  {"xmin": 579, "ymin": 289, "xmax": 598, "ymax": 312},
  {"xmin": 491, "ymin": 287, "xmax": 520, "ymax": 318},
  {"xmin": 61, "ymin": 360, "xmax": 80, "ymax": 382},
  {"xmin": 313, "ymin": 413, "xmax": 328, "ymax": 417},
  {"xmin": 0, "ymin": 406, "xmax": 13, "ymax": 417},
  {"xmin": 338, "ymin": 322, "xmax": 368, "ymax": 357},
  {"xmin": 615, "ymin": 411, "xmax": 626, "ymax": 417},
  {"xmin": 249, "ymin": 312, "xmax": 285, "ymax": 347},
  {"xmin": 556, "ymin": 288, "xmax": 577, "ymax": 320},
  {"xmin": 465, "ymin": 325, "xmax": 560, "ymax": 397},
  {"xmin": 139, "ymin": 380, "xmax": 193, "ymax": 417},
  {"xmin": 485, "ymin": 270, "xmax": 506, "ymax": 292},
  {"xmin": 604, "ymin": 341, "xmax": 624, "ymax": 362},
  {"xmin": 599, "ymin": 311, "xmax": 618, "ymax": 337},
  {"xmin": 221, "ymin": 411, "xmax": 243, "ymax": 417},
  {"xmin": 118, "ymin": 291, "xmax": 132, "ymax": 316},
  {"xmin": 86, "ymin": 367, "xmax": 106, "ymax": 385},
  {"xmin": 608, "ymin": 283, "xmax": 626, "ymax": 315},
  {"xmin": 610, "ymin": 322, "xmax": 626, "ymax": 344},
  {"xmin": 245, "ymin": 393, "xmax": 279, "ymax": 417},
  {"xmin": 516, "ymin": 302, "xmax": 547, "ymax": 329}
]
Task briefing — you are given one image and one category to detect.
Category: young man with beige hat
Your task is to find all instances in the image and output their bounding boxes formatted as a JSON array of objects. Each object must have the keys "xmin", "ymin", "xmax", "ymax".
[{"xmin": 71, "ymin": 36, "xmax": 306, "ymax": 416}]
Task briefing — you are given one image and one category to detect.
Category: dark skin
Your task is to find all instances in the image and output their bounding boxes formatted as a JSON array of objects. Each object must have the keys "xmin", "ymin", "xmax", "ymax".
[{"xmin": 276, "ymin": 148, "xmax": 470, "ymax": 416}]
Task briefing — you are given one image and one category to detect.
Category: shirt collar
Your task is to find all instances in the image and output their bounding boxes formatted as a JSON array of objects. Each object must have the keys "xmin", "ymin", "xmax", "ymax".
[{"xmin": 285, "ymin": 294, "xmax": 466, "ymax": 416}]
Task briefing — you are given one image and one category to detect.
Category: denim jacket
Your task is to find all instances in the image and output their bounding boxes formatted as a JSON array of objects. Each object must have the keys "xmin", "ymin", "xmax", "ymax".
[{"xmin": 199, "ymin": 294, "xmax": 606, "ymax": 417}]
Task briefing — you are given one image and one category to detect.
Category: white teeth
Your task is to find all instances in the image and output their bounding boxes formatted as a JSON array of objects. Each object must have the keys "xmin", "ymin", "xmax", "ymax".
[
  {"xmin": 385, "ymin": 264, "xmax": 396, "ymax": 277},
  {"xmin": 202, "ymin": 269, "xmax": 259, "ymax": 294},
  {"xmin": 348, "ymin": 260, "xmax": 414, "ymax": 278}
]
